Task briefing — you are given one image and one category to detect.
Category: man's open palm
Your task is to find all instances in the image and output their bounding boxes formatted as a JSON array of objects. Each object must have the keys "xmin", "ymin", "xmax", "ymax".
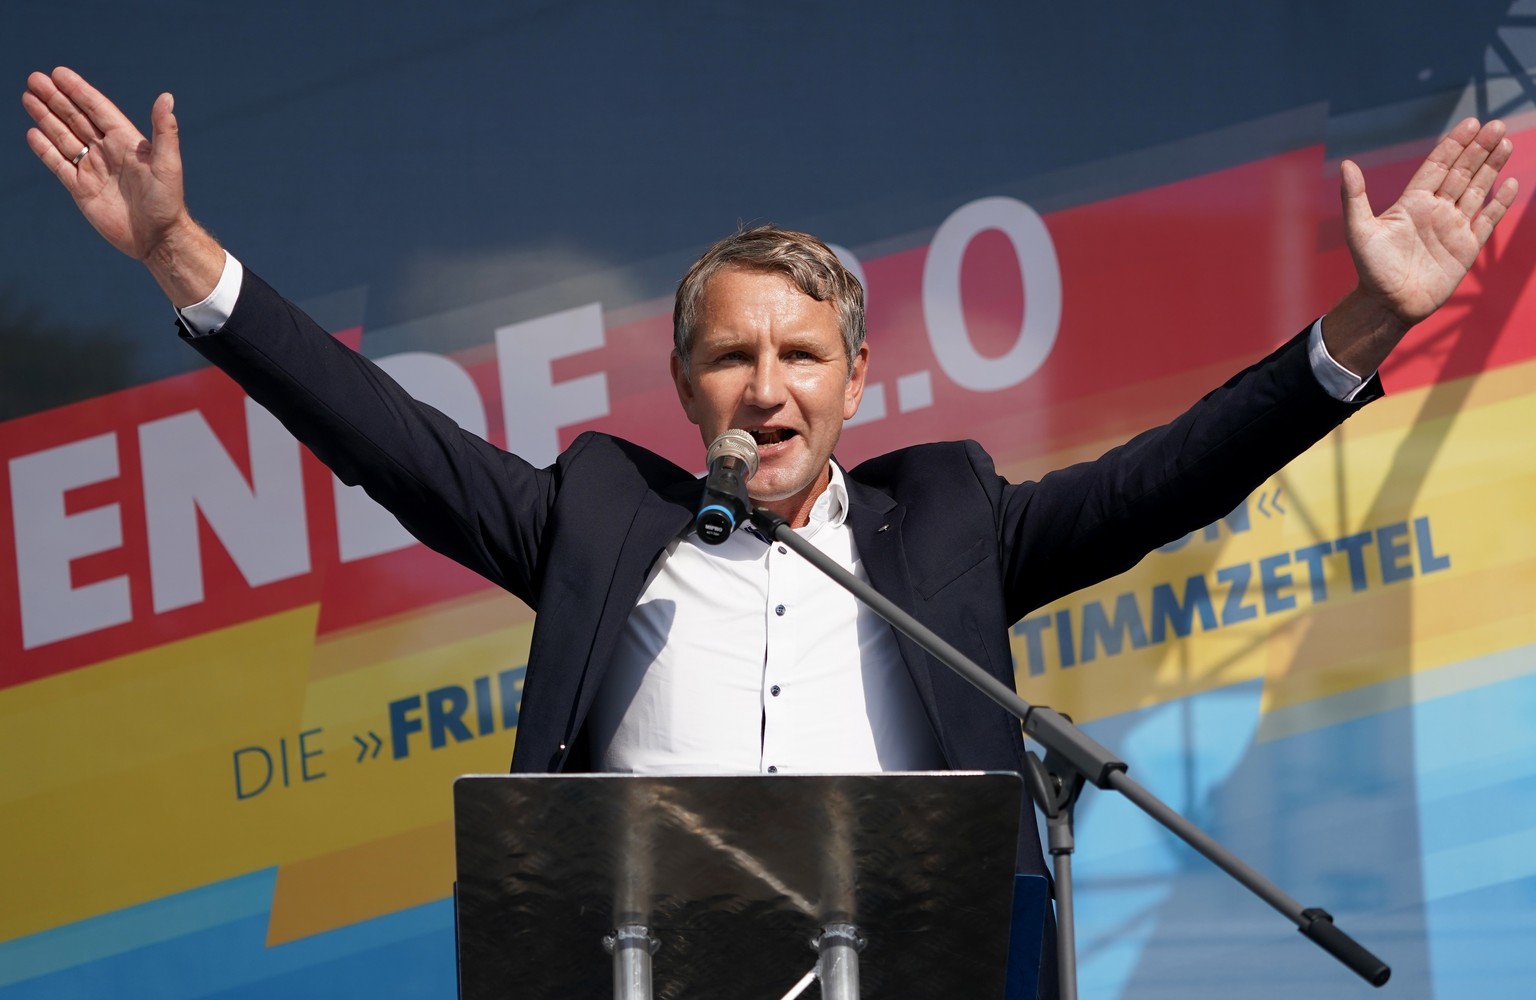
[
  {"xmin": 1343, "ymin": 117, "xmax": 1517, "ymax": 326},
  {"xmin": 23, "ymin": 65, "xmax": 189, "ymax": 262}
]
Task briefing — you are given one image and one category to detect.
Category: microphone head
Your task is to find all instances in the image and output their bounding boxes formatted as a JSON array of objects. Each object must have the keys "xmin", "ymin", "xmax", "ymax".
[{"xmin": 706, "ymin": 429, "xmax": 759, "ymax": 478}]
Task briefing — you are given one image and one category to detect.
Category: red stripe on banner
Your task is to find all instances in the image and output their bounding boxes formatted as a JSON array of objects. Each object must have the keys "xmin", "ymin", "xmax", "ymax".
[{"xmin": 5, "ymin": 130, "xmax": 1535, "ymax": 689}]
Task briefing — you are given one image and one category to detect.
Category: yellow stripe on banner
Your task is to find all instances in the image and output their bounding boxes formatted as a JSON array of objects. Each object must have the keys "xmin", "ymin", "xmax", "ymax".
[
  {"xmin": 265, "ymin": 820, "xmax": 454, "ymax": 945},
  {"xmin": 0, "ymin": 600, "xmax": 534, "ymax": 942},
  {"xmin": 0, "ymin": 607, "xmax": 320, "ymax": 940},
  {"xmin": 274, "ymin": 622, "xmax": 532, "ymax": 851},
  {"xmin": 1013, "ymin": 356, "xmax": 1536, "ymax": 725},
  {"xmin": 259, "ymin": 618, "xmax": 534, "ymax": 942},
  {"xmin": 1259, "ymin": 535, "xmax": 1535, "ymax": 712},
  {"xmin": 284, "ymin": 597, "xmax": 530, "ymax": 945}
]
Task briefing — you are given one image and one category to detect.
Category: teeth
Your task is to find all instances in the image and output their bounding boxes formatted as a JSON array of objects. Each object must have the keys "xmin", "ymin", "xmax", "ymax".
[{"xmin": 751, "ymin": 429, "xmax": 790, "ymax": 445}]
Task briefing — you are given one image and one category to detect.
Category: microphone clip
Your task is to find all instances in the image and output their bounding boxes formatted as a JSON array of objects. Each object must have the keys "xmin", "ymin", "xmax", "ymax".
[{"xmin": 695, "ymin": 430, "xmax": 759, "ymax": 545}]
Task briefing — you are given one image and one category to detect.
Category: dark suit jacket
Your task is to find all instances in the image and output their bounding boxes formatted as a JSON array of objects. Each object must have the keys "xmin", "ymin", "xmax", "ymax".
[{"xmin": 187, "ymin": 269, "xmax": 1379, "ymax": 886}]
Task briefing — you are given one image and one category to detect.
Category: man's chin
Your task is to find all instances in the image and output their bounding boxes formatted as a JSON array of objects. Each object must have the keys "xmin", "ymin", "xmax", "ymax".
[
  {"xmin": 747, "ymin": 476, "xmax": 810, "ymax": 506},
  {"xmin": 748, "ymin": 472, "xmax": 824, "ymax": 508},
  {"xmin": 748, "ymin": 453, "xmax": 831, "ymax": 503},
  {"xmin": 747, "ymin": 488, "xmax": 794, "ymax": 506}
]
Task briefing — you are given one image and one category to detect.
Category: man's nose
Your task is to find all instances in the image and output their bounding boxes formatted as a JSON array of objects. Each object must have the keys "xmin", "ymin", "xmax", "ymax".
[{"xmin": 745, "ymin": 360, "xmax": 787, "ymax": 407}]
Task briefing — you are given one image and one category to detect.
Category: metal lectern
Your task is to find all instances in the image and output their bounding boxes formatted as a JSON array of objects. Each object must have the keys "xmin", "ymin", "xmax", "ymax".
[{"xmin": 453, "ymin": 772, "xmax": 1034, "ymax": 999}]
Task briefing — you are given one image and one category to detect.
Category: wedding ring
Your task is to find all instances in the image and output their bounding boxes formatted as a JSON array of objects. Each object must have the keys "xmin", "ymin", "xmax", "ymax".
[{"xmin": 71, "ymin": 145, "xmax": 89, "ymax": 166}]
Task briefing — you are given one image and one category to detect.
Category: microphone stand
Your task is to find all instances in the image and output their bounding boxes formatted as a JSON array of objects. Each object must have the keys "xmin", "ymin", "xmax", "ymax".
[{"xmin": 748, "ymin": 507, "xmax": 1390, "ymax": 998}]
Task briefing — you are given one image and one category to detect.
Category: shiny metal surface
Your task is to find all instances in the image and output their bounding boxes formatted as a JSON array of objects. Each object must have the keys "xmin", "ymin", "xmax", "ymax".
[
  {"xmin": 815, "ymin": 922, "xmax": 864, "ymax": 1000},
  {"xmin": 454, "ymin": 772, "xmax": 1022, "ymax": 999},
  {"xmin": 604, "ymin": 924, "xmax": 657, "ymax": 999}
]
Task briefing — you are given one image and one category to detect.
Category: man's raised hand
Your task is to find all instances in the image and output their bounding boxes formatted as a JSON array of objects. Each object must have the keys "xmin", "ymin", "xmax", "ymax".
[
  {"xmin": 23, "ymin": 66, "xmax": 221, "ymax": 304},
  {"xmin": 1326, "ymin": 117, "xmax": 1518, "ymax": 375},
  {"xmin": 1344, "ymin": 118, "xmax": 1516, "ymax": 326}
]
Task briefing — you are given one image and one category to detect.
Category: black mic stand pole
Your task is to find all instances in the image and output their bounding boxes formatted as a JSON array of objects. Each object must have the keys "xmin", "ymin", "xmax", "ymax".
[{"xmin": 749, "ymin": 507, "xmax": 1390, "ymax": 998}]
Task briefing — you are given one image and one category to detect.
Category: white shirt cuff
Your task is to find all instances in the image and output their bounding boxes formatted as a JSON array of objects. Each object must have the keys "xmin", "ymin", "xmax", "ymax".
[
  {"xmin": 176, "ymin": 251, "xmax": 244, "ymax": 336},
  {"xmin": 1307, "ymin": 317, "xmax": 1371, "ymax": 402}
]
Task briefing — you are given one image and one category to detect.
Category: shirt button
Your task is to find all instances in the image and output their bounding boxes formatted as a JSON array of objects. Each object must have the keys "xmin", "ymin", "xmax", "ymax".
[
  {"xmin": 777, "ymin": 545, "xmax": 787, "ymax": 554},
  {"xmin": 775, "ymin": 604, "xmax": 786, "ymax": 616},
  {"xmin": 770, "ymin": 684, "xmax": 781, "ymax": 697},
  {"xmin": 767, "ymin": 765, "xmax": 778, "ymax": 773}
]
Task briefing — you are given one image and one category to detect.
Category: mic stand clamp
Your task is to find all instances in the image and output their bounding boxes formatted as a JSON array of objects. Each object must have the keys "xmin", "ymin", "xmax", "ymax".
[{"xmin": 1024, "ymin": 743, "xmax": 1088, "ymax": 1000}]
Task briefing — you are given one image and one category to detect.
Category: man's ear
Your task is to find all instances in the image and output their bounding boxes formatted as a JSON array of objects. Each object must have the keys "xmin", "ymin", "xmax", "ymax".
[
  {"xmin": 671, "ymin": 352, "xmax": 701, "ymax": 425},
  {"xmin": 842, "ymin": 343, "xmax": 870, "ymax": 421}
]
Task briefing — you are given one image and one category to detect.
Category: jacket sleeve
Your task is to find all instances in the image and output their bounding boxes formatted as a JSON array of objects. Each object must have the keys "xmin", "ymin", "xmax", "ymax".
[
  {"xmin": 181, "ymin": 266, "xmax": 557, "ymax": 608},
  {"xmin": 992, "ymin": 327, "xmax": 1381, "ymax": 623}
]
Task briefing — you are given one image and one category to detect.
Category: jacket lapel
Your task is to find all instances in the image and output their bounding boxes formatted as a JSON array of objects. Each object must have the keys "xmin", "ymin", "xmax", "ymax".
[
  {"xmin": 562, "ymin": 480, "xmax": 697, "ymax": 757},
  {"xmin": 843, "ymin": 474, "xmax": 945, "ymax": 748}
]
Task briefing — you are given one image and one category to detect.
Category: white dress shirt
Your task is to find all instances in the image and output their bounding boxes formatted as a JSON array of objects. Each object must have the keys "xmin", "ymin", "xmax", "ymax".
[{"xmin": 588, "ymin": 463, "xmax": 946, "ymax": 774}]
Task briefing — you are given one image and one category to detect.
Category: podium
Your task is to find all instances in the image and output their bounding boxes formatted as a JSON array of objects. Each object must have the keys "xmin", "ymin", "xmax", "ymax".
[{"xmin": 453, "ymin": 772, "xmax": 1034, "ymax": 999}]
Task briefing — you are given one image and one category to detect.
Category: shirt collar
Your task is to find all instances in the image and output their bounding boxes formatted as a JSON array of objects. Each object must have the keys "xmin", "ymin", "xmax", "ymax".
[
  {"xmin": 704, "ymin": 462, "xmax": 849, "ymax": 545},
  {"xmin": 806, "ymin": 462, "xmax": 851, "ymax": 530}
]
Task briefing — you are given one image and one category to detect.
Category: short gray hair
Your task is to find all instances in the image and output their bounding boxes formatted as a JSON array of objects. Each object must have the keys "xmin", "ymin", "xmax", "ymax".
[{"xmin": 672, "ymin": 224, "xmax": 865, "ymax": 376}]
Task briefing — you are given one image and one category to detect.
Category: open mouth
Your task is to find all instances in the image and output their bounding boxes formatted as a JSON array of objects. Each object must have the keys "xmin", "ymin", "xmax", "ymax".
[{"xmin": 749, "ymin": 428, "xmax": 797, "ymax": 448}]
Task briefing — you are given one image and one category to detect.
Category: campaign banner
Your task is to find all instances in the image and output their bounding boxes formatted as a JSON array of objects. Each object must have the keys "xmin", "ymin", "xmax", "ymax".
[{"xmin": 3, "ymin": 116, "xmax": 1533, "ymax": 998}]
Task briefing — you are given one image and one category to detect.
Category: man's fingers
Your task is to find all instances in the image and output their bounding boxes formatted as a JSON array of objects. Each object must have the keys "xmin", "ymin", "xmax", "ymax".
[
  {"xmin": 22, "ymin": 83, "xmax": 91, "ymax": 151},
  {"xmin": 21, "ymin": 90, "xmax": 93, "ymax": 166},
  {"xmin": 25, "ymin": 126, "xmax": 79, "ymax": 191},
  {"xmin": 31, "ymin": 70, "xmax": 105, "ymax": 150},
  {"xmin": 1457, "ymin": 136, "xmax": 1514, "ymax": 218},
  {"xmin": 50, "ymin": 66, "xmax": 132, "ymax": 136},
  {"xmin": 1472, "ymin": 176, "xmax": 1520, "ymax": 247},
  {"xmin": 1403, "ymin": 117, "xmax": 1481, "ymax": 195},
  {"xmin": 1339, "ymin": 159, "xmax": 1375, "ymax": 240},
  {"xmin": 1439, "ymin": 119, "xmax": 1507, "ymax": 207},
  {"xmin": 149, "ymin": 92, "xmax": 180, "ymax": 175}
]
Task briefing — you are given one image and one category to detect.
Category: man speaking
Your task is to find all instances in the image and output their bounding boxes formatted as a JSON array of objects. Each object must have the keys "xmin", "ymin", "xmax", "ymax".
[{"xmin": 23, "ymin": 65, "xmax": 1518, "ymax": 997}]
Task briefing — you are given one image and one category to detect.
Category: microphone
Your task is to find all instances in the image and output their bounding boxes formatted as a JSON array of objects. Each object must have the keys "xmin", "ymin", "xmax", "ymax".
[{"xmin": 695, "ymin": 429, "xmax": 760, "ymax": 544}]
